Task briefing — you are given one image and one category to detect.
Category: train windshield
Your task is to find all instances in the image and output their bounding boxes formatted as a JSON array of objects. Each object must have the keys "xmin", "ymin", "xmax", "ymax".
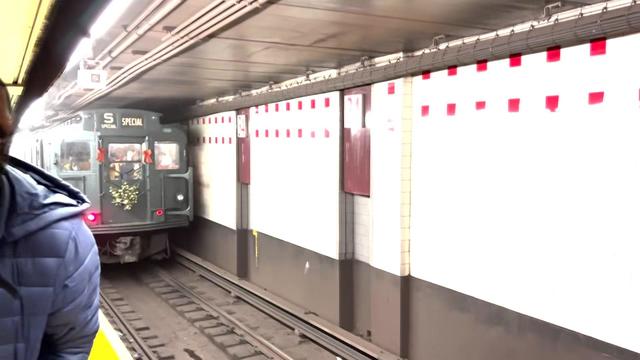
[
  {"xmin": 108, "ymin": 143, "xmax": 141, "ymax": 162},
  {"xmin": 154, "ymin": 142, "xmax": 180, "ymax": 170},
  {"xmin": 108, "ymin": 143, "xmax": 143, "ymax": 181},
  {"xmin": 59, "ymin": 141, "xmax": 91, "ymax": 172}
]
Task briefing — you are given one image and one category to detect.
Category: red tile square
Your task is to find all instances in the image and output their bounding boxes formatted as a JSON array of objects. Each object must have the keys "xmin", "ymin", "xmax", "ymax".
[
  {"xmin": 264, "ymin": 104, "xmax": 269, "ymax": 112},
  {"xmin": 286, "ymin": 129, "xmax": 291, "ymax": 138},
  {"xmin": 448, "ymin": 65, "xmax": 458, "ymax": 76},
  {"xmin": 588, "ymin": 91, "xmax": 605, "ymax": 105},
  {"xmin": 286, "ymin": 102, "xmax": 291, "ymax": 111},
  {"xmin": 476, "ymin": 60, "xmax": 488, "ymax": 72},
  {"xmin": 208, "ymin": 137, "xmax": 212, "ymax": 143},
  {"xmin": 508, "ymin": 98, "xmax": 520, "ymax": 112},
  {"xmin": 215, "ymin": 137, "xmax": 218, "ymax": 144},
  {"xmin": 324, "ymin": 129, "xmax": 330, "ymax": 138},
  {"xmin": 298, "ymin": 129, "xmax": 303, "ymax": 138},
  {"xmin": 311, "ymin": 99, "xmax": 316, "ymax": 109},
  {"xmin": 228, "ymin": 137, "xmax": 232, "ymax": 144},
  {"xmin": 388, "ymin": 82, "xmax": 395, "ymax": 95},
  {"xmin": 222, "ymin": 137, "xmax": 225, "ymax": 144},
  {"xmin": 475, "ymin": 101, "xmax": 486, "ymax": 110},
  {"xmin": 311, "ymin": 131, "xmax": 316, "ymax": 138},
  {"xmin": 422, "ymin": 70, "xmax": 431, "ymax": 79},
  {"xmin": 208, "ymin": 117, "xmax": 211, "ymax": 124},
  {"xmin": 509, "ymin": 53, "xmax": 522, "ymax": 67},
  {"xmin": 421, "ymin": 105, "xmax": 430, "ymax": 117},
  {"xmin": 547, "ymin": 46, "xmax": 561, "ymax": 62},
  {"xmin": 275, "ymin": 103, "xmax": 279, "ymax": 112},
  {"xmin": 255, "ymin": 130, "xmax": 259, "ymax": 138},
  {"xmin": 590, "ymin": 37, "xmax": 607, "ymax": 56},
  {"xmin": 546, "ymin": 95, "xmax": 559, "ymax": 112},
  {"xmin": 447, "ymin": 103, "xmax": 456, "ymax": 116},
  {"xmin": 298, "ymin": 101, "xmax": 303, "ymax": 110},
  {"xmin": 275, "ymin": 129, "xmax": 279, "ymax": 138},
  {"xmin": 265, "ymin": 129, "xmax": 269, "ymax": 138},
  {"xmin": 325, "ymin": 98, "xmax": 330, "ymax": 107}
]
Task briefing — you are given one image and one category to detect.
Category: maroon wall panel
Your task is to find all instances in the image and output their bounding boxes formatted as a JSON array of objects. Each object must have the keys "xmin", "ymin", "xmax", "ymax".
[
  {"xmin": 237, "ymin": 108, "xmax": 250, "ymax": 184},
  {"xmin": 343, "ymin": 86, "xmax": 372, "ymax": 196}
]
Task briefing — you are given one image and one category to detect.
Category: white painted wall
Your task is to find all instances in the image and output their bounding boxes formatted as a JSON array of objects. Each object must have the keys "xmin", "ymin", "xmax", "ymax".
[
  {"xmin": 188, "ymin": 111, "xmax": 237, "ymax": 230},
  {"xmin": 249, "ymin": 93, "xmax": 341, "ymax": 259},
  {"xmin": 410, "ymin": 33, "xmax": 640, "ymax": 352}
]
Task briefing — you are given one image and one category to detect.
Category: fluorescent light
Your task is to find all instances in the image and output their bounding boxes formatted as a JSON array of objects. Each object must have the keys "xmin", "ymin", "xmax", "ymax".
[
  {"xmin": 65, "ymin": 37, "xmax": 91, "ymax": 71},
  {"xmin": 64, "ymin": 0, "xmax": 134, "ymax": 70},
  {"xmin": 90, "ymin": 0, "xmax": 135, "ymax": 39},
  {"xmin": 19, "ymin": 96, "xmax": 45, "ymax": 129}
]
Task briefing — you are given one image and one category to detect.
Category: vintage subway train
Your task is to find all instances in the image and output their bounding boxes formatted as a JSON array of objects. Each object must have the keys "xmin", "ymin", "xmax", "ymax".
[{"xmin": 11, "ymin": 109, "xmax": 193, "ymax": 263}]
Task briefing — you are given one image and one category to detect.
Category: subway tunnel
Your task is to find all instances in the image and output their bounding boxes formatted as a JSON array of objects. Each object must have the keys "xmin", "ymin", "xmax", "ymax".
[{"xmin": 4, "ymin": 1, "xmax": 640, "ymax": 359}]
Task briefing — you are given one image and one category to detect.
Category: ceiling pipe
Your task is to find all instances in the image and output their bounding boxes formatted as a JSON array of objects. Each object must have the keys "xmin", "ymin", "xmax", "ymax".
[
  {"xmin": 52, "ymin": 0, "xmax": 184, "ymax": 107},
  {"xmin": 115, "ymin": 0, "xmax": 235, "ymax": 75},
  {"xmin": 73, "ymin": 0, "xmax": 268, "ymax": 109},
  {"xmin": 95, "ymin": 0, "xmax": 166, "ymax": 62},
  {"xmin": 160, "ymin": 0, "xmax": 227, "ymax": 42},
  {"xmin": 73, "ymin": 0, "xmax": 239, "ymax": 106},
  {"xmin": 105, "ymin": 0, "xmax": 185, "ymax": 62}
]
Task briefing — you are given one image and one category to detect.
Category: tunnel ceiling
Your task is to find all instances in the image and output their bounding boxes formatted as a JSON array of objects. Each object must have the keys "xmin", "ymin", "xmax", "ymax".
[{"xmin": 46, "ymin": 0, "xmax": 603, "ymax": 118}]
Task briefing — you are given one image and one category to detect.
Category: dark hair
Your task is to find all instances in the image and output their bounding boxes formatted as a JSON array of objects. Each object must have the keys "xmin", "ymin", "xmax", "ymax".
[
  {"xmin": 0, "ymin": 80, "xmax": 9, "ymax": 112},
  {"xmin": 0, "ymin": 79, "xmax": 14, "ymax": 162}
]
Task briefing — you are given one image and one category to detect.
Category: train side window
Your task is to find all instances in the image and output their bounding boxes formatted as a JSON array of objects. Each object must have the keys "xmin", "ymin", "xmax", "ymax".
[
  {"xmin": 108, "ymin": 143, "xmax": 141, "ymax": 162},
  {"xmin": 154, "ymin": 142, "xmax": 180, "ymax": 170},
  {"xmin": 59, "ymin": 141, "xmax": 91, "ymax": 172}
]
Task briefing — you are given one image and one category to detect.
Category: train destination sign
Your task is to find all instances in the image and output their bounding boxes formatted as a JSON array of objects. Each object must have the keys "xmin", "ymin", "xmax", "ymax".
[
  {"xmin": 121, "ymin": 115, "xmax": 145, "ymax": 127},
  {"xmin": 100, "ymin": 112, "xmax": 117, "ymax": 129}
]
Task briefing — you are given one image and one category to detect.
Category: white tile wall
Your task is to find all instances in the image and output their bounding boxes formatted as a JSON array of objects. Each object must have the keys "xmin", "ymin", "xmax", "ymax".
[{"xmin": 353, "ymin": 195, "xmax": 371, "ymax": 263}]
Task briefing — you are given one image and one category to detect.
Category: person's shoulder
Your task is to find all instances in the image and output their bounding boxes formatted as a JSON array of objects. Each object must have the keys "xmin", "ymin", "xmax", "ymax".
[{"xmin": 24, "ymin": 216, "xmax": 95, "ymax": 259}]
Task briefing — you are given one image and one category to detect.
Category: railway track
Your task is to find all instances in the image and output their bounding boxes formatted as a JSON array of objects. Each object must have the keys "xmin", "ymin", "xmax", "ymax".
[
  {"xmin": 100, "ymin": 255, "xmax": 395, "ymax": 360},
  {"xmin": 100, "ymin": 283, "xmax": 171, "ymax": 359}
]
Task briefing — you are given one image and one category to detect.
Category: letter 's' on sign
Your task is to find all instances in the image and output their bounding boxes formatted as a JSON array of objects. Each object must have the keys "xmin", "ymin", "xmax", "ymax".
[{"xmin": 101, "ymin": 112, "xmax": 117, "ymax": 129}]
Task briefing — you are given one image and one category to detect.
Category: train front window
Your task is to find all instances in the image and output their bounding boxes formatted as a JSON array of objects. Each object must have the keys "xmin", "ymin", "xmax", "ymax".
[
  {"xmin": 59, "ymin": 141, "xmax": 91, "ymax": 171},
  {"xmin": 154, "ymin": 142, "xmax": 180, "ymax": 170},
  {"xmin": 108, "ymin": 143, "xmax": 141, "ymax": 162},
  {"xmin": 109, "ymin": 163, "xmax": 143, "ymax": 181},
  {"xmin": 108, "ymin": 143, "xmax": 143, "ymax": 181}
]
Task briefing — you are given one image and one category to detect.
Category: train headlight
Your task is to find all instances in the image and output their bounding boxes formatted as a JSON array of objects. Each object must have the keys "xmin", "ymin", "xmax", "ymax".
[{"xmin": 176, "ymin": 193, "xmax": 185, "ymax": 201}]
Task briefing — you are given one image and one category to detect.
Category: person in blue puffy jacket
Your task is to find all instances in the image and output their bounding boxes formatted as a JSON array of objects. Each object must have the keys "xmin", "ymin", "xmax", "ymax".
[{"xmin": 0, "ymin": 81, "xmax": 100, "ymax": 359}]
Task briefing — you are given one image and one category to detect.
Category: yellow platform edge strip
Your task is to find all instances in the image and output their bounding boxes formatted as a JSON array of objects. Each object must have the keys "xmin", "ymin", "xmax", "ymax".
[{"xmin": 89, "ymin": 311, "xmax": 133, "ymax": 360}]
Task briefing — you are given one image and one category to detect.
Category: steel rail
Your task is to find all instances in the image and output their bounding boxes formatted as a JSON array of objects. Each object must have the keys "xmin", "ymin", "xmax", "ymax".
[
  {"xmin": 153, "ymin": 267, "xmax": 295, "ymax": 360},
  {"xmin": 173, "ymin": 251, "xmax": 383, "ymax": 360},
  {"xmin": 99, "ymin": 291, "xmax": 157, "ymax": 360}
]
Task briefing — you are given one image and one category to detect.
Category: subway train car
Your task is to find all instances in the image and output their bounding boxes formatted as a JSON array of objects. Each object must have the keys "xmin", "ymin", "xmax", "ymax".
[{"xmin": 11, "ymin": 109, "xmax": 193, "ymax": 263}]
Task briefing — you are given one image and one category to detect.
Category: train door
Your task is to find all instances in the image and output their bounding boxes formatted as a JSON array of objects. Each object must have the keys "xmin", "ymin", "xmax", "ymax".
[
  {"xmin": 100, "ymin": 136, "xmax": 149, "ymax": 224},
  {"xmin": 148, "ymin": 134, "xmax": 193, "ymax": 220}
]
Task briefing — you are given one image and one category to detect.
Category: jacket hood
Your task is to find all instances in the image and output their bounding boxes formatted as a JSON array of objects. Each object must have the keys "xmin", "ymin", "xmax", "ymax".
[{"xmin": 0, "ymin": 156, "xmax": 90, "ymax": 242}]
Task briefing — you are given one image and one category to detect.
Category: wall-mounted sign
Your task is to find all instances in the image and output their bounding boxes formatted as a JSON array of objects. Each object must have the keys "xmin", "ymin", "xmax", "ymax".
[
  {"xmin": 77, "ymin": 68, "xmax": 107, "ymax": 90},
  {"xmin": 344, "ymin": 94, "xmax": 364, "ymax": 129},
  {"xmin": 100, "ymin": 112, "xmax": 117, "ymax": 129},
  {"xmin": 237, "ymin": 114, "xmax": 247, "ymax": 138},
  {"xmin": 121, "ymin": 115, "xmax": 144, "ymax": 127}
]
